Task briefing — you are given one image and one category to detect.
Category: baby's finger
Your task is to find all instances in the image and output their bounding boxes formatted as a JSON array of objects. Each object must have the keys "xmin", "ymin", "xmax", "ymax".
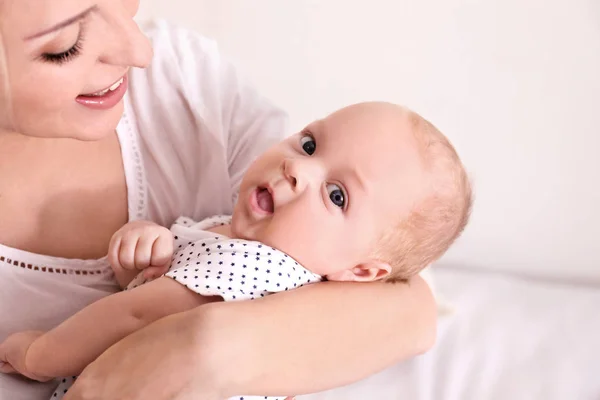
[
  {"xmin": 108, "ymin": 235, "xmax": 123, "ymax": 272},
  {"xmin": 150, "ymin": 233, "xmax": 174, "ymax": 268},
  {"xmin": 143, "ymin": 265, "xmax": 169, "ymax": 280},
  {"xmin": 118, "ymin": 234, "xmax": 140, "ymax": 270},
  {"xmin": 0, "ymin": 342, "xmax": 9, "ymax": 363},
  {"xmin": 133, "ymin": 234, "xmax": 156, "ymax": 271},
  {"xmin": 0, "ymin": 361, "xmax": 17, "ymax": 374}
]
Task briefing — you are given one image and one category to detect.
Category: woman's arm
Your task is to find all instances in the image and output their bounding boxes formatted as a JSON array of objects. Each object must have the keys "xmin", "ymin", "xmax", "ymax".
[
  {"xmin": 201, "ymin": 276, "xmax": 436, "ymax": 397},
  {"xmin": 63, "ymin": 276, "xmax": 435, "ymax": 400}
]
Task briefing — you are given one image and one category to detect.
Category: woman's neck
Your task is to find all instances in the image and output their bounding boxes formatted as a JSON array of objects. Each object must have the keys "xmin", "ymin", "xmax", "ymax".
[
  {"xmin": 0, "ymin": 129, "xmax": 128, "ymax": 259},
  {"xmin": 0, "ymin": 127, "xmax": 113, "ymax": 145}
]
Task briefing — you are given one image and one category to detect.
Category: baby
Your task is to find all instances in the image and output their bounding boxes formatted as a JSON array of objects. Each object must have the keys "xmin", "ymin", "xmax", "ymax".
[{"xmin": 0, "ymin": 102, "xmax": 471, "ymax": 400}]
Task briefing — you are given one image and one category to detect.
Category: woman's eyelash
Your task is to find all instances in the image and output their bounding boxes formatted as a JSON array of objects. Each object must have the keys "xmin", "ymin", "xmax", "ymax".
[{"xmin": 39, "ymin": 31, "xmax": 85, "ymax": 65}]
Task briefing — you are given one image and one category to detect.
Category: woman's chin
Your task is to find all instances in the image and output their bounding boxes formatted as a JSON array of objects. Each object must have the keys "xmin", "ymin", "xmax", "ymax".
[{"xmin": 12, "ymin": 106, "xmax": 123, "ymax": 141}]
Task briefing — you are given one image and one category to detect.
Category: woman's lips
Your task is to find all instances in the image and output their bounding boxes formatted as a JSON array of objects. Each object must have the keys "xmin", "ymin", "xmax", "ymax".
[{"xmin": 76, "ymin": 75, "xmax": 128, "ymax": 110}]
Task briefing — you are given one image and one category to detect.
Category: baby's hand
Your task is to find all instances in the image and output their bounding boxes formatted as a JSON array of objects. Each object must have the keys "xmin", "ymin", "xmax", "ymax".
[
  {"xmin": 0, "ymin": 331, "xmax": 51, "ymax": 382},
  {"xmin": 109, "ymin": 221, "xmax": 174, "ymax": 282}
]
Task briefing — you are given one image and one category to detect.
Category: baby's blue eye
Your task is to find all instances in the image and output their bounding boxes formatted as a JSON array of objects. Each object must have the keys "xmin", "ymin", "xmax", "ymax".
[
  {"xmin": 327, "ymin": 184, "xmax": 345, "ymax": 208},
  {"xmin": 300, "ymin": 135, "xmax": 316, "ymax": 155}
]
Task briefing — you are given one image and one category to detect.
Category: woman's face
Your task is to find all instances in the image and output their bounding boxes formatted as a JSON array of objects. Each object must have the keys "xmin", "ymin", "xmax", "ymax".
[{"xmin": 0, "ymin": 0, "xmax": 153, "ymax": 140}]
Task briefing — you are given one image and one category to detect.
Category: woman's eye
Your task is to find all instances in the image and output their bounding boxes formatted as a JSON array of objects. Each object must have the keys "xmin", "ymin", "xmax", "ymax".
[
  {"xmin": 300, "ymin": 135, "xmax": 316, "ymax": 155},
  {"xmin": 327, "ymin": 183, "xmax": 346, "ymax": 208},
  {"xmin": 41, "ymin": 42, "xmax": 82, "ymax": 64},
  {"xmin": 39, "ymin": 28, "xmax": 85, "ymax": 65}
]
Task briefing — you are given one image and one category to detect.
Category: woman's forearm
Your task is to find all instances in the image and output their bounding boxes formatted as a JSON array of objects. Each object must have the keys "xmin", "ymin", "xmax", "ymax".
[{"xmin": 191, "ymin": 276, "xmax": 436, "ymax": 397}]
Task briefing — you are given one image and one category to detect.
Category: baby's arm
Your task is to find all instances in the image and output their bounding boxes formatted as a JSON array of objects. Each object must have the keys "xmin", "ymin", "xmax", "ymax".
[{"xmin": 0, "ymin": 277, "xmax": 216, "ymax": 379}]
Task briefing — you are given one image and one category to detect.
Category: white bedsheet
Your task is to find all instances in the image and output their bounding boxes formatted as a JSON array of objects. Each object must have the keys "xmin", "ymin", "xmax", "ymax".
[{"xmin": 302, "ymin": 267, "xmax": 600, "ymax": 400}]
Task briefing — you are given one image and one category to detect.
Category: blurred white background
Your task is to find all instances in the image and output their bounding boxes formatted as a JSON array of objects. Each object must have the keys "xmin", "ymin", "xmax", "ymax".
[{"xmin": 137, "ymin": 0, "xmax": 600, "ymax": 283}]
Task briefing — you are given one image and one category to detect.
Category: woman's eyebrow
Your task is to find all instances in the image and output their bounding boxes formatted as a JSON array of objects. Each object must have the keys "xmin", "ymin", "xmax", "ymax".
[{"xmin": 24, "ymin": 5, "xmax": 97, "ymax": 40}]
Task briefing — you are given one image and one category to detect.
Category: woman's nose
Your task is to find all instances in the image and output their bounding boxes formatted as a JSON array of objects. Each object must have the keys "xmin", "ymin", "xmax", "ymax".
[{"xmin": 98, "ymin": 4, "xmax": 153, "ymax": 68}]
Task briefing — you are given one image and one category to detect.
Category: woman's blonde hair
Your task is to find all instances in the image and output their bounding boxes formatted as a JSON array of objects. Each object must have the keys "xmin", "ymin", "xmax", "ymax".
[{"xmin": 0, "ymin": 5, "xmax": 14, "ymax": 130}]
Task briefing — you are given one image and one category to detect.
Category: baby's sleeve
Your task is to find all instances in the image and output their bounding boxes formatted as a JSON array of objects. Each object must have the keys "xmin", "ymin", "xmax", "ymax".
[
  {"xmin": 169, "ymin": 216, "xmax": 232, "ymax": 253},
  {"xmin": 166, "ymin": 239, "xmax": 321, "ymax": 301}
]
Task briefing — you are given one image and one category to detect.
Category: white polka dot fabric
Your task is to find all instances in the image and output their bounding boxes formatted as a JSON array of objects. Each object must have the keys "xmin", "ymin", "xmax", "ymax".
[
  {"xmin": 167, "ymin": 239, "xmax": 321, "ymax": 302},
  {"xmin": 50, "ymin": 377, "xmax": 76, "ymax": 399},
  {"xmin": 50, "ymin": 216, "xmax": 321, "ymax": 400}
]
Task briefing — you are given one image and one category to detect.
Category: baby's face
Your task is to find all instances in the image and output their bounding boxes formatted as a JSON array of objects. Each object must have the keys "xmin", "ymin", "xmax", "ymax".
[{"xmin": 232, "ymin": 103, "xmax": 430, "ymax": 280}]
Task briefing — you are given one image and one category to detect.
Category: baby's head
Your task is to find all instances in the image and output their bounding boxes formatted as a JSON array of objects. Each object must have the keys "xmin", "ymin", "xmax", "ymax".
[{"xmin": 232, "ymin": 102, "xmax": 471, "ymax": 282}]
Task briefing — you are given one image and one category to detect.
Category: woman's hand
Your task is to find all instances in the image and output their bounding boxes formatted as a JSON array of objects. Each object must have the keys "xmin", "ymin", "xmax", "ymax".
[
  {"xmin": 63, "ymin": 309, "xmax": 222, "ymax": 400},
  {"xmin": 62, "ymin": 307, "xmax": 296, "ymax": 400}
]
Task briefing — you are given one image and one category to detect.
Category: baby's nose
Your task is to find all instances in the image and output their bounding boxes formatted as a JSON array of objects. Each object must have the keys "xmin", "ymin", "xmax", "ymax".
[
  {"xmin": 283, "ymin": 158, "xmax": 315, "ymax": 192},
  {"xmin": 285, "ymin": 158, "xmax": 326, "ymax": 191}
]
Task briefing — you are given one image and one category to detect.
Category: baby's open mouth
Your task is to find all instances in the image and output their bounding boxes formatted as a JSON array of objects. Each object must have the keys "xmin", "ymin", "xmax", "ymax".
[{"xmin": 256, "ymin": 187, "xmax": 274, "ymax": 213}]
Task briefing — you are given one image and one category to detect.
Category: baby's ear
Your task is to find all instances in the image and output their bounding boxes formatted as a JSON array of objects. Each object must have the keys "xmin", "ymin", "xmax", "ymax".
[{"xmin": 326, "ymin": 261, "xmax": 391, "ymax": 282}]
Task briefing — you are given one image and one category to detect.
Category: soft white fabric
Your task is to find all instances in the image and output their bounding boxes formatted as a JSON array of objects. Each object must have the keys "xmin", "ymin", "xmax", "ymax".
[
  {"xmin": 0, "ymin": 20, "xmax": 287, "ymax": 400},
  {"xmin": 418, "ymin": 266, "xmax": 452, "ymax": 315},
  {"xmin": 301, "ymin": 267, "xmax": 600, "ymax": 400}
]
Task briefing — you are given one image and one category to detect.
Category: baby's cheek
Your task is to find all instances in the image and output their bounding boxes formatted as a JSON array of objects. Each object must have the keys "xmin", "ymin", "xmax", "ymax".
[
  {"xmin": 296, "ymin": 235, "xmax": 340, "ymax": 273},
  {"xmin": 262, "ymin": 228, "xmax": 314, "ymax": 267}
]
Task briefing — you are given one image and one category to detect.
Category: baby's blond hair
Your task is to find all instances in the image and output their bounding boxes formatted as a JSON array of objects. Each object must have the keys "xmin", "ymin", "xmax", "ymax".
[{"xmin": 372, "ymin": 110, "xmax": 472, "ymax": 282}]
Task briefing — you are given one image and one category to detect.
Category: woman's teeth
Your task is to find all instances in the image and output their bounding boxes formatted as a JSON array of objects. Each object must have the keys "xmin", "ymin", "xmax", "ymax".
[{"xmin": 87, "ymin": 77, "xmax": 124, "ymax": 97}]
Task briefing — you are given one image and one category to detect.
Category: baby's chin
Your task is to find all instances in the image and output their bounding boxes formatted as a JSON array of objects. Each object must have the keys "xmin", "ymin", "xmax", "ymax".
[
  {"xmin": 229, "ymin": 213, "xmax": 264, "ymax": 244},
  {"xmin": 228, "ymin": 213, "xmax": 247, "ymax": 239}
]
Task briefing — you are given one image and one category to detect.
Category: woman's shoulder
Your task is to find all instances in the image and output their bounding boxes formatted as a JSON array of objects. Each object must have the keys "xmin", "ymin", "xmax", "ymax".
[
  {"xmin": 123, "ymin": 19, "xmax": 239, "ymax": 156},
  {"xmin": 126, "ymin": 20, "xmax": 223, "ymax": 115},
  {"xmin": 125, "ymin": 18, "xmax": 288, "ymax": 157},
  {"xmin": 120, "ymin": 20, "xmax": 234, "ymax": 226},
  {"xmin": 138, "ymin": 19, "xmax": 222, "ymax": 76},
  {"xmin": 120, "ymin": 20, "xmax": 288, "ymax": 227},
  {"xmin": 139, "ymin": 19, "xmax": 218, "ymax": 54}
]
